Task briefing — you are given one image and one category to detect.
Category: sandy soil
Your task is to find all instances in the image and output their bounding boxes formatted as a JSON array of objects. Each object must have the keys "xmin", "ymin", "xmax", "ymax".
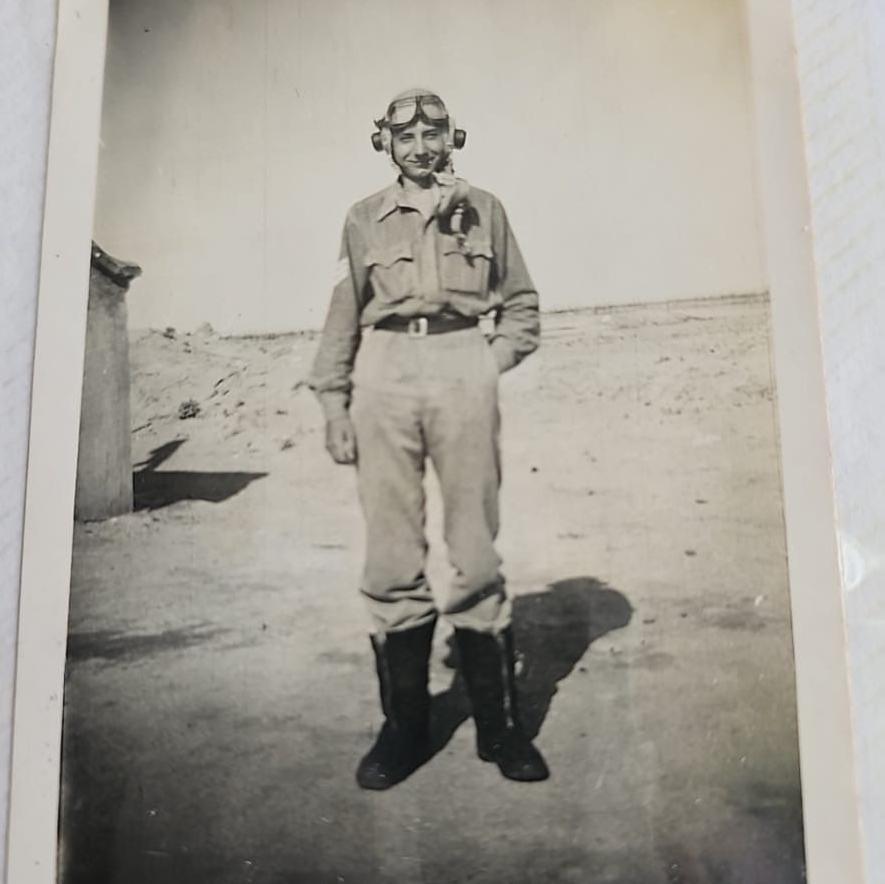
[{"xmin": 60, "ymin": 294, "xmax": 804, "ymax": 884}]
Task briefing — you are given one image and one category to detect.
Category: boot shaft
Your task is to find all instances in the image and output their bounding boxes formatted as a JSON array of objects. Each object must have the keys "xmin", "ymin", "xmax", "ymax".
[
  {"xmin": 358, "ymin": 619, "xmax": 436, "ymax": 790},
  {"xmin": 454, "ymin": 626, "xmax": 521, "ymax": 735},
  {"xmin": 453, "ymin": 625, "xmax": 550, "ymax": 782},
  {"xmin": 370, "ymin": 618, "xmax": 436, "ymax": 729}
]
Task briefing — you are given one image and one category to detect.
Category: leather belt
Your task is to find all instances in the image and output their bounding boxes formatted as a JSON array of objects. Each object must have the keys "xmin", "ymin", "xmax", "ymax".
[{"xmin": 374, "ymin": 314, "xmax": 479, "ymax": 337}]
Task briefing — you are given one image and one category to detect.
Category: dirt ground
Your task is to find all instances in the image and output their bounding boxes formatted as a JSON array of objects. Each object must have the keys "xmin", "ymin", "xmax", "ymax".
[{"xmin": 60, "ymin": 294, "xmax": 805, "ymax": 884}]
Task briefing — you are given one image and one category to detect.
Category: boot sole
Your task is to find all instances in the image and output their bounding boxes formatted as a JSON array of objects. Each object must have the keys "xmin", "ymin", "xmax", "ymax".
[
  {"xmin": 356, "ymin": 746, "xmax": 432, "ymax": 791},
  {"xmin": 356, "ymin": 763, "xmax": 420, "ymax": 791},
  {"xmin": 477, "ymin": 749, "xmax": 550, "ymax": 782},
  {"xmin": 356, "ymin": 774, "xmax": 403, "ymax": 791}
]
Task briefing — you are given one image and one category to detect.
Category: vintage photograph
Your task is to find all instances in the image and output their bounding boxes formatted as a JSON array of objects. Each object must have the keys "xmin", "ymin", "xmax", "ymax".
[{"xmin": 58, "ymin": 1, "xmax": 806, "ymax": 881}]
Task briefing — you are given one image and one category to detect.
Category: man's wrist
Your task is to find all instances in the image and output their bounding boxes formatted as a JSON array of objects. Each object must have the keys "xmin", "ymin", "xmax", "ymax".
[
  {"xmin": 490, "ymin": 337, "xmax": 517, "ymax": 374},
  {"xmin": 318, "ymin": 392, "xmax": 350, "ymax": 422}
]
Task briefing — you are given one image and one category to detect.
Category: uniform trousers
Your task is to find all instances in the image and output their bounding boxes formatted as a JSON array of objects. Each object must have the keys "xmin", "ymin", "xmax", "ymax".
[{"xmin": 349, "ymin": 325, "xmax": 511, "ymax": 634}]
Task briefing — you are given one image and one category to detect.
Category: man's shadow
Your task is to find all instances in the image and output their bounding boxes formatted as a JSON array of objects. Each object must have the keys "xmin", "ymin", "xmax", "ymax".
[{"xmin": 428, "ymin": 577, "xmax": 632, "ymax": 752}]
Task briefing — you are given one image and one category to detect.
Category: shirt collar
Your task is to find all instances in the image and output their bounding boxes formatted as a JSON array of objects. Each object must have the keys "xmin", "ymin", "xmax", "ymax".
[{"xmin": 375, "ymin": 177, "xmax": 438, "ymax": 222}]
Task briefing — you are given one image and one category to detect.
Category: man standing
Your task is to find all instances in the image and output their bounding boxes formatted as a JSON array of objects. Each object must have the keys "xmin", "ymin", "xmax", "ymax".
[{"xmin": 309, "ymin": 88, "xmax": 548, "ymax": 789}]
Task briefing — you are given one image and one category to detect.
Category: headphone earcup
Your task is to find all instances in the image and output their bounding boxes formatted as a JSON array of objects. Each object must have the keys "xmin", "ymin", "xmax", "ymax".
[
  {"xmin": 371, "ymin": 132, "xmax": 384, "ymax": 152},
  {"xmin": 453, "ymin": 128, "xmax": 467, "ymax": 149}
]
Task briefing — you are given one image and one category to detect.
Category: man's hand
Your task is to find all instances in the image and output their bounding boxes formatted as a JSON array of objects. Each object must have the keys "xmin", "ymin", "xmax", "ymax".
[{"xmin": 325, "ymin": 415, "xmax": 357, "ymax": 465}]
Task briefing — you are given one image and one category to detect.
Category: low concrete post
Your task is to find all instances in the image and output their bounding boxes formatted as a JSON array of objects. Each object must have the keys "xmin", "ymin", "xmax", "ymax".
[{"xmin": 74, "ymin": 243, "xmax": 141, "ymax": 521}]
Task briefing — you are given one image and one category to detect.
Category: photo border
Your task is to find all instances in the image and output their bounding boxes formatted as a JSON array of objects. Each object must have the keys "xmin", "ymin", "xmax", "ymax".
[
  {"xmin": 6, "ymin": 2, "xmax": 109, "ymax": 880},
  {"xmin": 5, "ymin": 1, "xmax": 864, "ymax": 880}
]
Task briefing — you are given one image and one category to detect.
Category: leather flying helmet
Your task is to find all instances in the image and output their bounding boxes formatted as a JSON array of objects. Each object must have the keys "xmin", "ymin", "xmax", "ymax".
[{"xmin": 371, "ymin": 88, "xmax": 467, "ymax": 154}]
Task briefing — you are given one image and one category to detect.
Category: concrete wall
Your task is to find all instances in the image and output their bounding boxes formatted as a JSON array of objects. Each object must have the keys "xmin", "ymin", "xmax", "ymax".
[
  {"xmin": 74, "ymin": 268, "xmax": 133, "ymax": 522},
  {"xmin": 94, "ymin": 0, "xmax": 766, "ymax": 334}
]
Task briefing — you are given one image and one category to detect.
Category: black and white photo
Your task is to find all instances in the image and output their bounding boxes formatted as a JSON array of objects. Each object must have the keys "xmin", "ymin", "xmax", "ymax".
[{"xmin": 16, "ymin": 1, "xmax": 827, "ymax": 881}]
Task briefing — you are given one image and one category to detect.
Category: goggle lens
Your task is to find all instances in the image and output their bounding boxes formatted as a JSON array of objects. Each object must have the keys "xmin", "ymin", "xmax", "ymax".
[{"xmin": 387, "ymin": 95, "xmax": 448, "ymax": 127}]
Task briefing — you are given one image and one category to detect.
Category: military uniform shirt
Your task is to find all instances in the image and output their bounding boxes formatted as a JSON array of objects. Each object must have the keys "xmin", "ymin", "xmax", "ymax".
[{"xmin": 309, "ymin": 179, "xmax": 540, "ymax": 420}]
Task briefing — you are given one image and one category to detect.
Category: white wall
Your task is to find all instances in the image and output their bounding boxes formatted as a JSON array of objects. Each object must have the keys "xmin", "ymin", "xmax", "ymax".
[{"xmin": 95, "ymin": 0, "xmax": 766, "ymax": 334}]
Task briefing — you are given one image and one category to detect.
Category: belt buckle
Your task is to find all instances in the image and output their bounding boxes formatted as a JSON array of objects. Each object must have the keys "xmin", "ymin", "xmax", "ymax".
[{"xmin": 408, "ymin": 317, "xmax": 429, "ymax": 338}]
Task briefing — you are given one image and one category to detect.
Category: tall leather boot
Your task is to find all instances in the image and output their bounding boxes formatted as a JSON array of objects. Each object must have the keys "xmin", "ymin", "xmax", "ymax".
[
  {"xmin": 454, "ymin": 626, "xmax": 550, "ymax": 782},
  {"xmin": 356, "ymin": 618, "xmax": 436, "ymax": 790}
]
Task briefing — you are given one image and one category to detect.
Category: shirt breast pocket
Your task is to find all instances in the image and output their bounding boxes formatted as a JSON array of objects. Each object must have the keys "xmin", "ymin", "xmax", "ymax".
[
  {"xmin": 365, "ymin": 243, "xmax": 416, "ymax": 305},
  {"xmin": 440, "ymin": 239, "xmax": 494, "ymax": 296}
]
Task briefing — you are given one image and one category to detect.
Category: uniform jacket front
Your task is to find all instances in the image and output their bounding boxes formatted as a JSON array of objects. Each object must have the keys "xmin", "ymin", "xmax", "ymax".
[{"xmin": 309, "ymin": 179, "xmax": 540, "ymax": 420}]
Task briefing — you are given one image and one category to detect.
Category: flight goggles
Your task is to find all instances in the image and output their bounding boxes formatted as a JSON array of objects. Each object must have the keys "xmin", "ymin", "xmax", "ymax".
[
  {"xmin": 380, "ymin": 93, "xmax": 449, "ymax": 129},
  {"xmin": 372, "ymin": 92, "xmax": 466, "ymax": 152}
]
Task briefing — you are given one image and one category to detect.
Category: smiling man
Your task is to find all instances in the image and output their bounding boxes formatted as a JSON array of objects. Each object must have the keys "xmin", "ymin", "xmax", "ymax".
[{"xmin": 309, "ymin": 88, "xmax": 546, "ymax": 789}]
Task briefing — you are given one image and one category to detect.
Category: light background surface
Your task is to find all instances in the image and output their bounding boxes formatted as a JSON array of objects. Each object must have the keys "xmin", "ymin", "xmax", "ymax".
[
  {"xmin": 792, "ymin": 0, "xmax": 885, "ymax": 878},
  {"xmin": 3, "ymin": 0, "xmax": 884, "ymax": 881},
  {"xmin": 0, "ymin": 2, "xmax": 56, "ymax": 877},
  {"xmin": 95, "ymin": 0, "xmax": 765, "ymax": 334}
]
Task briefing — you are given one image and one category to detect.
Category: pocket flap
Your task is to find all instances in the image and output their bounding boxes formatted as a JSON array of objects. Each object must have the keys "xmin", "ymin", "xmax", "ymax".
[
  {"xmin": 441, "ymin": 238, "xmax": 494, "ymax": 259},
  {"xmin": 365, "ymin": 242, "xmax": 414, "ymax": 268}
]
